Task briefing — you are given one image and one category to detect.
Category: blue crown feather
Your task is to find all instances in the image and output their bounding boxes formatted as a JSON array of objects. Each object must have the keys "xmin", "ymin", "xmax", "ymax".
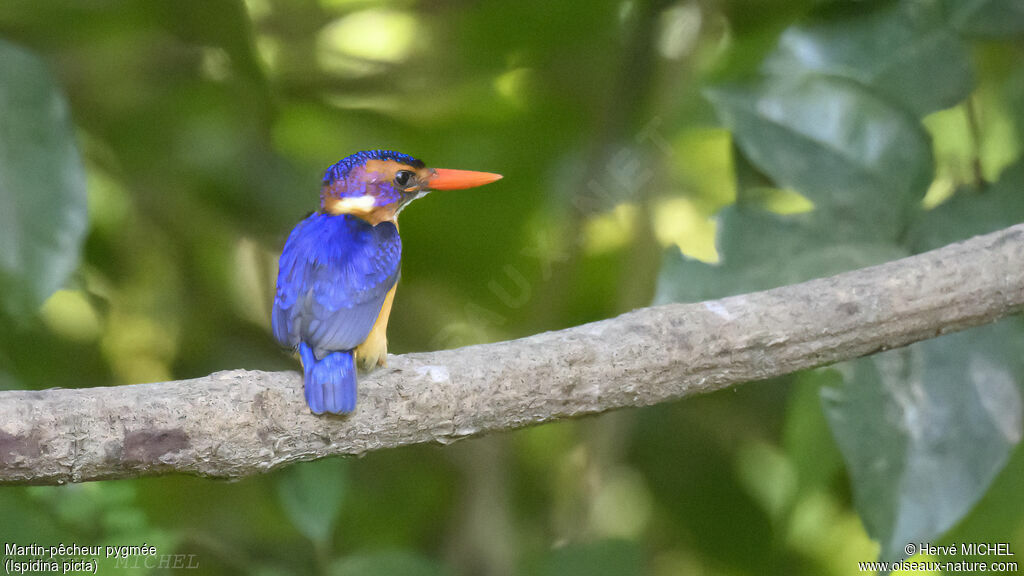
[{"xmin": 322, "ymin": 150, "xmax": 425, "ymax": 184}]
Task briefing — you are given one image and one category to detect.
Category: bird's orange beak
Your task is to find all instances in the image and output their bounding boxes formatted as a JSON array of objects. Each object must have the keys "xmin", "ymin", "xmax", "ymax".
[{"xmin": 428, "ymin": 168, "xmax": 503, "ymax": 190}]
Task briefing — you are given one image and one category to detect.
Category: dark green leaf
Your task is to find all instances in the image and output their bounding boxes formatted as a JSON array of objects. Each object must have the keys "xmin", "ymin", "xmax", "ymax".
[
  {"xmin": 764, "ymin": 1, "xmax": 973, "ymax": 116},
  {"xmin": 653, "ymin": 249, "xmax": 732, "ymax": 304},
  {"xmin": 943, "ymin": 426, "xmax": 1024, "ymax": 551},
  {"xmin": 653, "ymin": 207, "xmax": 906, "ymax": 303},
  {"xmin": 945, "ymin": 0, "xmax": 1024, "ymax": 37},
  {"xmin": 532, "ymin": 540, "xmax": 642, "ymax": 576},
  {"xmin": 715, "ymin": 208, "xmax": 907, "ymax": 277},
  {"xmin": 0, "ymin": 40, "xmax": 87, "ymax": 318},
  {"xmin": 906, "ymin": 161, "xmax": 1024, "ymax": 253},
  {"xmin": 331, "ymin": 551, "xmax": 451, "ymax": 576},
  {"xmin": 783, "ymin": 370, "xmax": 845, "ymax": 496},
  {"xmin": 822, "ymin": 322, "xmax": 1024, "ymax": 560},
  {"xmin": 276, "ymin": 458, "xmax": 348, "ymax": 544},
  {"xmin": 732, "ymin": 140, "xmax": 778, "ymax": 206},
  {"xmin": 706, "ymin": 75, "xmax": 933, "ymax": 242}
]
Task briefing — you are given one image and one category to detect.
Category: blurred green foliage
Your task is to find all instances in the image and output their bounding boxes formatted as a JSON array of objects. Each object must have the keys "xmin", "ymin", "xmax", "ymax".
[
  {"xmin": 0, "ymin": 40, "xmax": 86, "ymax": 319},
  {"xmin": 1, "ymin": 0, "xmax": 1022, "ymax": 575}
]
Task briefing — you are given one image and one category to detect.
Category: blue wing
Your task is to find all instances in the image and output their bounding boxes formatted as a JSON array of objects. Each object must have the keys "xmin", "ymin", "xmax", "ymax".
[{"xmin": 272, "ymin": 213, "xmax": 401, "ymax": 359}]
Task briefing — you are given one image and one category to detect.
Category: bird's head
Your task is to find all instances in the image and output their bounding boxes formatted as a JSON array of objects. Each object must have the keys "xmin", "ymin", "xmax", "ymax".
[{"xmin": 319, "ymin": 150, "xmax": 502, "ymax": 224}]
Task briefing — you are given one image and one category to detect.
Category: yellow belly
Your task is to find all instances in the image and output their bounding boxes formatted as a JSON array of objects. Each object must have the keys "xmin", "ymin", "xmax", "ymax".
[{"xmin": 354, "ymin": 283, "xmax": 396, "ymax": 372}]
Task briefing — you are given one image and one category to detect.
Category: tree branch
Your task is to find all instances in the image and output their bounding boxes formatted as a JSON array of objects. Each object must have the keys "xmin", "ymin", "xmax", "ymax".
[{"xmin": 2, "ymin": 225, "xmax": 1023, "ymax": 485}]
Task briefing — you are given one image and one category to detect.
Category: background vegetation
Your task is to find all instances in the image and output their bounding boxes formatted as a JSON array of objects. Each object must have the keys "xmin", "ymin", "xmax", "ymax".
[{"xmin": 1, "ymin": 0, "xmax": 1022, "ymax": 574}]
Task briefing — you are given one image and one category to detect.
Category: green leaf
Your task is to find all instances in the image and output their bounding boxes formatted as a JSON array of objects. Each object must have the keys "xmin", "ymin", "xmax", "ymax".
[
  {"xmin": 943, "ymin": 427, "xmax": 1024, "ymax": 551},
  {"xmin": 735, "ymin": 440, "xmax": 797, "ymax": 523},
  {"xmin": 821, "ymin": 322, "xmax": 1024, "ymax": 560},
  {"xmin": 906, "ymin": 160, "xmax": 1024, "ymax": 253},
  {"xmin": 715, "ymin": 208, "xmax": 907, "ymax": 279},
  {"xmin": 331, "ymin": 551, "xmax": 451, "ymax": 576},
  {"xmin": 0, "ymin": 40, "xmax": 87, "ymax": 318},
  {"xmin": 945, "ymin": 0, "xmax": 1024, "ymax": 38},
  {"xmin": 653, "ymin": 207, "xmax": 906, "ymax": 304},
  {"xmin": 706, "ymin": 75, "xmax": 934, "ymax": 242},
  {"xmin": 276, "ymin": 457, "xmax": 348, "ymax": 545},
  {"xmin": 763, "ymin": 1, "xmax": 974, "ymax": 116},
  {"xmin": 533, "ymin": 540, "xmax": 642, "ymax": 576},
  {"xmin": 783, "ymin": 370, "xmax": 845, "ymax": 496}
]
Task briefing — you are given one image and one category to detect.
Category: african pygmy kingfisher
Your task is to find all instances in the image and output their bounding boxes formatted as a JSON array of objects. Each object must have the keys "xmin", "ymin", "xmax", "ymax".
[{"xmin": 272, "ymin": 150, "xmax": 502, "ymax": 414}]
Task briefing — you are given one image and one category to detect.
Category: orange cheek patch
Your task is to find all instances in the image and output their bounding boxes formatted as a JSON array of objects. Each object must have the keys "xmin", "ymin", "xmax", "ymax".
[{"xmin": 366, "ymin": 205, "xmax": 398, "ymax": 225}]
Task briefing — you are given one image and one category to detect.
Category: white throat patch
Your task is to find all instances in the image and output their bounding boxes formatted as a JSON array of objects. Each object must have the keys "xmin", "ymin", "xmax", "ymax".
[
  {"xmin": 330, "ymin": 195, "xmax": 376, "ymax": 213},
  {"xmin": 394, "ymin": 191, "xmax": 429, "ymax": 216}
]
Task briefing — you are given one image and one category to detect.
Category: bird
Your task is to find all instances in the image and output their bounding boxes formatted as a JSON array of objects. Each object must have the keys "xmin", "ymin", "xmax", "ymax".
[{"xmin": 272, "ymin": 150, "xmax": 502, "ymax": 414}]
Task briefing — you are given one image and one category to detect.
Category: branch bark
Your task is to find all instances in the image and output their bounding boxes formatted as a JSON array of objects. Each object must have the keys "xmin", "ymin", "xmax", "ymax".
[{"xmin": 2, "ymin": 225, "xmax": 1023, "ymax": 485}]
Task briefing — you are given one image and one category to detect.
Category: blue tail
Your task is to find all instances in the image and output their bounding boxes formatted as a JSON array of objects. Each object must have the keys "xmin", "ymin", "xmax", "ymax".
[{"xmin": 298, "ymin": 343, "xmax": 357, "ymax": 414}]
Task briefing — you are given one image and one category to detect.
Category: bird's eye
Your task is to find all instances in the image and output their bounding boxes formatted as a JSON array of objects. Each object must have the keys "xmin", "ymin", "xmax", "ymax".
[{"xmin": 393, "ymin": 170, "xmax": 414, "ymax": 188}]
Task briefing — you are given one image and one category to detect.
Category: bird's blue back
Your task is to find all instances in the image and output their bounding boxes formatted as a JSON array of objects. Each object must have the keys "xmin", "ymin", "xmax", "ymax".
[{"xmin": 272, "ymin": 212, "xmax": 401, "ymax": 360}]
